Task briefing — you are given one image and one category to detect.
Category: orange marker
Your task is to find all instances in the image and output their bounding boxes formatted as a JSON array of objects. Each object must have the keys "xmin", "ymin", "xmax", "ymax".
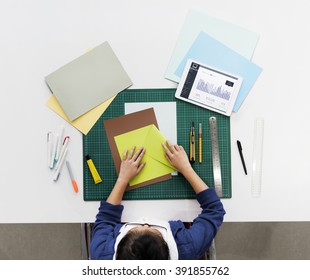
[{"xmin": 65, "ymin": 161, "xmax": 79, "ymax": 193}]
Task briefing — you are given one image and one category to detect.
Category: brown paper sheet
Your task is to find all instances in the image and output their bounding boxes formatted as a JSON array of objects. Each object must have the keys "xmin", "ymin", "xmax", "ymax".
[{"xmin": 104, "ymin": 108, "xmax": 171, "ymax": 191}]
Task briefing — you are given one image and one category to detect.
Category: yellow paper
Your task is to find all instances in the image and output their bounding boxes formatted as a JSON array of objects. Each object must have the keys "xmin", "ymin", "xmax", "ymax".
[
  {"xmin": 114, "ymin": 124, "xmax": 176, "ymax": 186},
  {"xmin": 46, "ymin": 95, "xmax": 115, "ymax": 135}
]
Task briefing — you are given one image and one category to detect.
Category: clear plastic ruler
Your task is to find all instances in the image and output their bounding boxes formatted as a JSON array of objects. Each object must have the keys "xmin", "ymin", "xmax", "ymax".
[
  {"xmin": 209, "ymin": 117, "xmax": 223, "ymax": 197},
  {"xmin": 251, "ymin": 118, "xmax": 264, "ymax": 197}
]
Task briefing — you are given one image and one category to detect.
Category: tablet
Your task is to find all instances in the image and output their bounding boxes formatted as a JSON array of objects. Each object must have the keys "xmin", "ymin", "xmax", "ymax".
[{"xmin": 175, "ymin": 59, "xmax": 243, "ymax": 116}]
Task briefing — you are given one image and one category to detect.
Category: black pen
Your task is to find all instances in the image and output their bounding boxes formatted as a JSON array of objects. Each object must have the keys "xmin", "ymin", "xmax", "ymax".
[
  {"xmin": 189, "ymin": 122, "xmax": 195, "ymax": 163},
  {"xmin": 237, "ymin": 140, "xmax": 247, "ymax": 175}
]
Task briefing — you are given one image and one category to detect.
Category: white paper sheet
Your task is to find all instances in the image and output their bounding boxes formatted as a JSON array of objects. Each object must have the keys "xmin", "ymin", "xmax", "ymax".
[{"xmin": 125, "ymin": 102, "xmax": 177, "ymax": 144}]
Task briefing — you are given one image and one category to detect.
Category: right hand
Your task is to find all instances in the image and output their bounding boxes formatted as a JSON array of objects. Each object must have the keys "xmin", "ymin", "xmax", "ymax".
[
  {"xmin": 162, "ymin": 141, "xmax": 209, "ymax": 194},
  {"xmin": 162, "ymin": 141, "xmax": 193, "ymax": 175}
]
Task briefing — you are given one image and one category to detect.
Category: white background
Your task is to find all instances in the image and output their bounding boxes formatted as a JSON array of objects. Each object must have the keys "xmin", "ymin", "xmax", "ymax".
[{"xmin": 1, "ymin": 0, "xmax": 310, "ymax": 223}]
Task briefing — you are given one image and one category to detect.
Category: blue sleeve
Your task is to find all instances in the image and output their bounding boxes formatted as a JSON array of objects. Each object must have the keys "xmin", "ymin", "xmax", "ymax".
[
  {"xmin": 90, "ymin": 201, "xmax": 124, "ymax": 260},
  {"xmin": 169, "ymin": 188, "xmax": 225, "ymax": 259}
]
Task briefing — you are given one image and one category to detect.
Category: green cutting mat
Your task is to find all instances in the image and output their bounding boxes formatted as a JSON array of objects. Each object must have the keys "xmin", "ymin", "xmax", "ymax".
[{"xmin": 83, "ymin": 88, "xmax": 231, "ymax": 200}]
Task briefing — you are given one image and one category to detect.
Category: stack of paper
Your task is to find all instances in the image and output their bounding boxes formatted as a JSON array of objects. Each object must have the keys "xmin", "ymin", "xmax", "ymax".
[
  {"xmin": 45, "ymin": 41, "xmax": 132, "ymax": 134},
  {"xmin": 115, "ymin": 124, "xmax": 176, "ymax": 186},
  {"xmin": 165, "ymin": 10, "xmax": 262, "ymax": 112},
  {"xmin": 104, "ymin": 108, "xmax": 175, "ymax": 190}
]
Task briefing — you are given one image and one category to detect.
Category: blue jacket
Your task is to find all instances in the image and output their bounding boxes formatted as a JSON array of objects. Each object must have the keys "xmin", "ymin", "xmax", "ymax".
[{"xmin": 90, "ymin": 188, "xmax": 225, "ymax": 260}]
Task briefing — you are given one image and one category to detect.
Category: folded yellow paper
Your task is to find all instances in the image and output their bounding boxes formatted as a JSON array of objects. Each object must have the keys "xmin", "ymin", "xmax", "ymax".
[
  {"xmin": 46, "ymin": 95, "xmax": 115, "ymax": 135},
  {"xmin": 114, "ymin": 124, "xmax": 176, "ymax": 186}
]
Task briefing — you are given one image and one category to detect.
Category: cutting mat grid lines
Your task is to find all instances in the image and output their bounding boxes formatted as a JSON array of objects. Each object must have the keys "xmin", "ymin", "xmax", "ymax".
[{"xmin": 83, "ymin": 88, "xmax": 231, "ymax": 200}]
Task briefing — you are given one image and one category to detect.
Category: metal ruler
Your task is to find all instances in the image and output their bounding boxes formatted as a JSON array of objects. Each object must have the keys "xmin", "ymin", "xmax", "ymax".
[
  {"xmin": 251, "ymin": 118, "xmax": 264, "ymax": 197},
  {"xmin": 209, "ymin": 117, "xmax": 223, "ymax": 197}
]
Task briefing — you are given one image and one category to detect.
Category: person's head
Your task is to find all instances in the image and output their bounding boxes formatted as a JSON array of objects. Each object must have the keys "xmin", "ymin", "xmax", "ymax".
[{"xmin": 115, "ymin": 224, "xmax": 170, "ymax": 260}]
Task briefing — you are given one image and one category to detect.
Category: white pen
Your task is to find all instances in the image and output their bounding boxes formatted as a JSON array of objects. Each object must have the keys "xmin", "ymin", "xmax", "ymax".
[
  {"xmin": 50, "ymin": 133, "xmax": 58, "ymax": 169},
  {"xmin": 66, "ymin": 161, "xmax": 79, "ymax": 193},
  {"xmin": 47, "ymin": 132, "xmax": 52, "ymax": 168},
  {"xmin": 55, "ymin": 126, "xmax": 64, "ymax": 162},
  {"xmin": 53, "ymin": 147, "xmax": 68, "ymax": 181},
  {"xmin": 54, "ymin": 136, "xmax": 70, "ymax": 170}
]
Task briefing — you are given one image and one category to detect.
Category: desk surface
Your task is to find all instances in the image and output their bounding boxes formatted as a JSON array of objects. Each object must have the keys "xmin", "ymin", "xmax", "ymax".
[{"xmin": 1, "ymin": 0, "xmax": 310, "ymax": 223}]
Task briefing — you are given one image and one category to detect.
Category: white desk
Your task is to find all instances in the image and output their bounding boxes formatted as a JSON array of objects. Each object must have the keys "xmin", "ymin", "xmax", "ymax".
[{"xmin": 1, "ymin": 0, "xmax": 310, "ymax": 223}]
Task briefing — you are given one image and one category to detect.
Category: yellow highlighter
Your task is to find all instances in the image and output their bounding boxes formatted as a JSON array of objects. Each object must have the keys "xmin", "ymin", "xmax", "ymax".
[{"xmin": 86, "ymin": 155, "xmax": 102, "ymax": 184}]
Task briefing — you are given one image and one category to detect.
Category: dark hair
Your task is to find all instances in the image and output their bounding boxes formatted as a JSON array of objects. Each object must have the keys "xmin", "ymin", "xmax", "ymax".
[{"xmin": 115, "ymin": 230, "xmax": 170, "ymax": 260}]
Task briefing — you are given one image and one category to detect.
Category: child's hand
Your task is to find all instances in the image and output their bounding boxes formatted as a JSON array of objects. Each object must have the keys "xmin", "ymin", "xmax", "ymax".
[
  {"xmin": 162, "ymin": 141, "xmax": 193, "ymax": 175},
  {"xmin": 118, "ymin": 146, "xmax": 146, "ymax": 184}
]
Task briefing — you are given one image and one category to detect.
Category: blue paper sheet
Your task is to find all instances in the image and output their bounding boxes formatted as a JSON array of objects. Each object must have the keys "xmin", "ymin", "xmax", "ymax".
[
  {"xmin": 165, "ymin": 10, "xmax": 260, "ymax": 83},
  {"xmin": 175, "ymin": 32, "xmax": 262, "ymax": 112}
]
